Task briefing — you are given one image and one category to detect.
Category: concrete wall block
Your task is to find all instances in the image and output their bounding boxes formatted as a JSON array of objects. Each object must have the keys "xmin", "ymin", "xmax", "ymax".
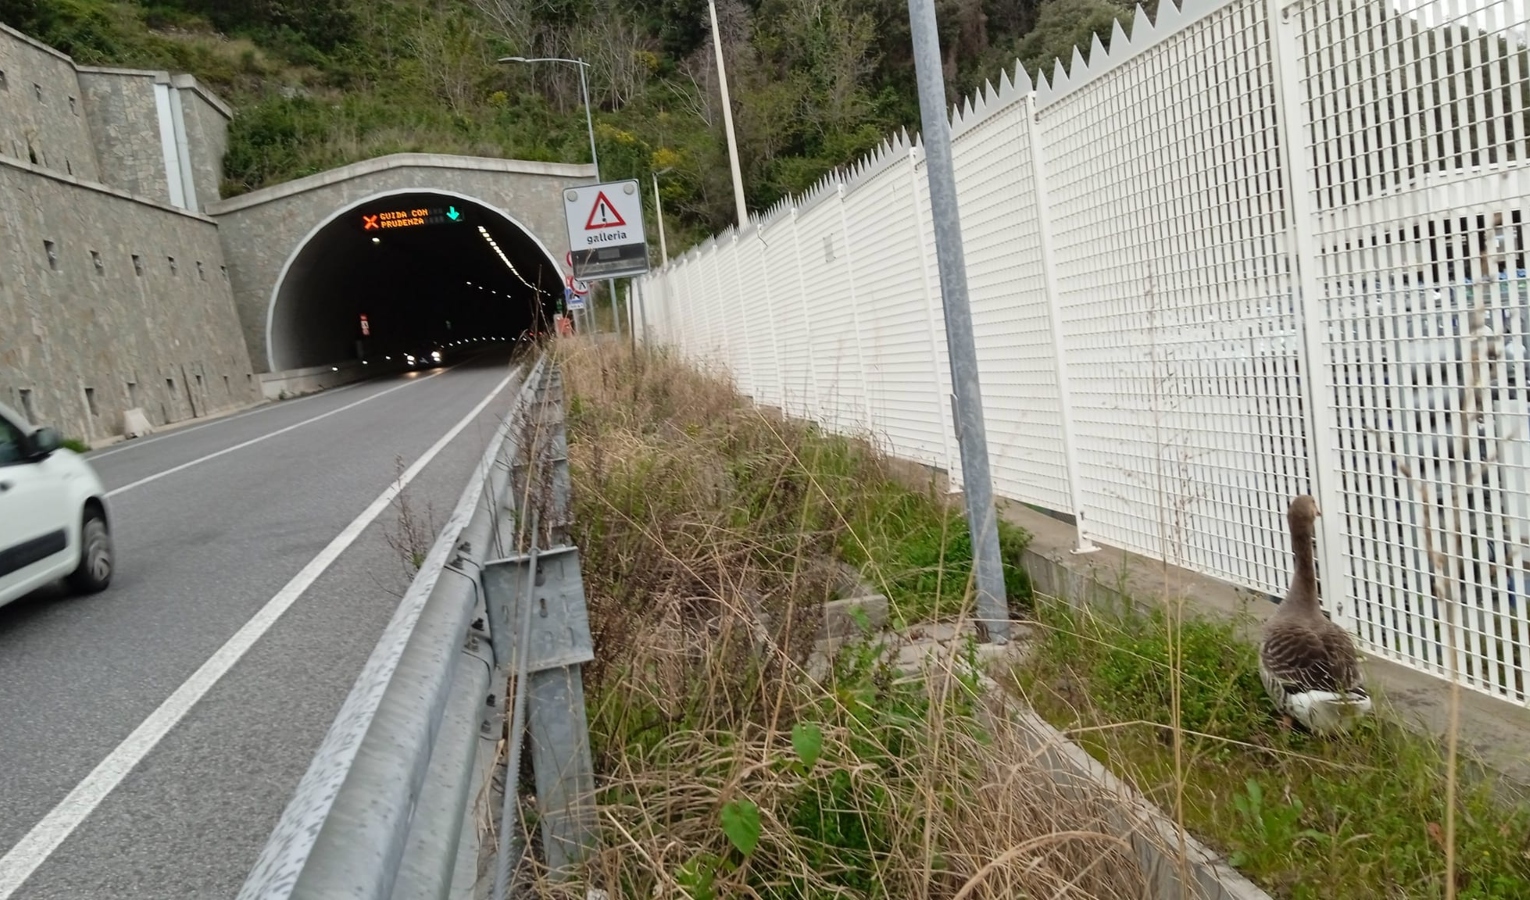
[
  {"xmin": 0, "ymin": 162, "xmax": 260, "ymax": 444},
  {"xmin": 0, "ymin": 24, "xmax": 100, "ymax": 183},
  {"xmin": 77, "ymin": 70, "xmax": 170, "ymax": 203},
  {"xmin": 177, "ymin": 86, "xmax": 229, "ymax": 209}
]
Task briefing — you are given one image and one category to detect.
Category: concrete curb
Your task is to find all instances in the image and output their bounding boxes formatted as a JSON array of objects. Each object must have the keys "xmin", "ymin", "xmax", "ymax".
[
  {"xmin": 978, "ymin": 673, "xmax": 1271, "ymax": 900},
  {"xmin": 805, "ymin": 566, "xmax": 1272, "ymax": 900}
]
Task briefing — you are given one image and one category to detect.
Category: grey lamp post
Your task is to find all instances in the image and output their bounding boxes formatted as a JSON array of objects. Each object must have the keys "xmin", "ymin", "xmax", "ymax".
[{"xmin": 499, "ymin": 55, "xmax": 617, "ymax": 335}]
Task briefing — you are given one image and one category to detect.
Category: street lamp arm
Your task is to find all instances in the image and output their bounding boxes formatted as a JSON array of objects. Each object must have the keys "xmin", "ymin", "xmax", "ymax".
[{"xmin": 498, "ymin": 56, "xmax": 589, "ymax": 67}]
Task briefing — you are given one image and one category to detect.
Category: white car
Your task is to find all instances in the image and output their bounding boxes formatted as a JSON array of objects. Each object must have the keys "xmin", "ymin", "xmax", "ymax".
[{"xmin": 0, "ymin": 401, "xmax": 113, "ymax": 608}]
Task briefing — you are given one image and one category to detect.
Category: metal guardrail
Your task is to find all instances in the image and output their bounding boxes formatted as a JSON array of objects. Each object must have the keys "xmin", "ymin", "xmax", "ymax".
[{"xmin": 239, "ymin": 352, "xmax": 598, "ymax": 900}]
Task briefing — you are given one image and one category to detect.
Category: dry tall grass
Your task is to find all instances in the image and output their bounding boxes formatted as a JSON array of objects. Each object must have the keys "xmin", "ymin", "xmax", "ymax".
[{"xmin": 546, "ymin": 339, "xmax": 1156, "ymax": 899}]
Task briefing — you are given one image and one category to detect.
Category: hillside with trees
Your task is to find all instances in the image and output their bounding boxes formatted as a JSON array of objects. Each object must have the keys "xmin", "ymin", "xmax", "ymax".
[{"xmin": 0, "ymin": 0, "xmax": 1151, "ymax": 249}]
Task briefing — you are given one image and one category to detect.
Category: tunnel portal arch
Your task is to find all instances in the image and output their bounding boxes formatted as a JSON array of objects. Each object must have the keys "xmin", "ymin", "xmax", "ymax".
[{"xmin": 266, "ymin": 188, "xmax": 567, "ymax": 372}]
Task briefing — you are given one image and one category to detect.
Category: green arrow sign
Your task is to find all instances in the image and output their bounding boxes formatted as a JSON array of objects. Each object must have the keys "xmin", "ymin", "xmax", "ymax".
[{"xmin": 446, "ymin": 206, "xmax": 461, "ymax": 221}]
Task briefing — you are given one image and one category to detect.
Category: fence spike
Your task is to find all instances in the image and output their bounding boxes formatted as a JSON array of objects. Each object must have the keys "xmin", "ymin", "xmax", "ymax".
[
  {"xmin": 1070, "ymin": 45, "xmax": 1089, "ymax": 78},
  {"xmin": 1089, "ymin": 32, "xmax": 1108, "ymax": 67},
  {"xmin": 1154, "ymin": 0, "xmax": 1184, "ymax": 31},
  {"xmin": 996, "ymin": 66, "xmax": 1017, "ymax": 100},
  {"xmin": 1051, "ymin": 57, "xmax": 1070, "ymax": 91},
  {"xmin": 1132, "ymin": 2, "xmax": 1155, "ymax": 39},
  {"xmin": 1111, "ymin": 18, "xmax": 1131, "ymax": 57},
  {"xmin": 1177, "ymin": 0, "xmax": 1213, "ymax": 20},
  {"xmin": 1013, "ymin": 60, "xmax": 1035, "ymax": 94}
]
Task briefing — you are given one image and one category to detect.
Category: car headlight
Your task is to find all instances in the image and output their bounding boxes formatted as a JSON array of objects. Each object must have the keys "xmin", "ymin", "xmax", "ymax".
[{"xmin": 431, "ymin": 351, "xmax": 442, "ymax": 362}]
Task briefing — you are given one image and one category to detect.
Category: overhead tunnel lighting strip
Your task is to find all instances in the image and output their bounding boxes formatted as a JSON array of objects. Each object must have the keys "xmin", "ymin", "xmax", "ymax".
[{"xmin": 478, "ymin": 225, "xmax": 551, "ymax": 297}]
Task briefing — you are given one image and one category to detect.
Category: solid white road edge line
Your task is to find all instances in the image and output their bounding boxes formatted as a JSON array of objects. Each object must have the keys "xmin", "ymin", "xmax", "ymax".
[
  {"xmin": 105, "ymin": 367, "xmax": 451, "ymax": 497},
  {"xmin": 0, "ymin": 367, "xmax": 519, "ymax": 900},
  {"xmin": 86, "ymin": 377, "xmax": 372, "ymax": 462}
]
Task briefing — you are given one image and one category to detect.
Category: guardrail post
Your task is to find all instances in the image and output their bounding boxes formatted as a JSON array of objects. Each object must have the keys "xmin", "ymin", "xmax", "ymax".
[
  {"xmin": 483, "ymin": 361, "xmax": 598, "ymax": 884},
  {"xmin": 482, "ymin": 546, "xmax": 598, "ymax": 879}
]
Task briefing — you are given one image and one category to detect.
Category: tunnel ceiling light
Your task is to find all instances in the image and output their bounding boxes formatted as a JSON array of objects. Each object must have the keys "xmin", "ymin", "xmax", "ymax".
[{"xmin": 476, "ymin": 223, "xmax": 550, "ymax": 297}]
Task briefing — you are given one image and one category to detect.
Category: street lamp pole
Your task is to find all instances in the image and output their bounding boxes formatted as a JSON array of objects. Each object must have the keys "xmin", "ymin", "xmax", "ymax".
[
  {"xmin": 653, "ymin": 172, "xmax": 669, "ymax": 266},
  {"xmin": 706, "ymin": 0, "xmax": 748, "ymax": 229},
  {"xmin": 499, "ymin": 55, "xmax": 618, "ymax": 336}
]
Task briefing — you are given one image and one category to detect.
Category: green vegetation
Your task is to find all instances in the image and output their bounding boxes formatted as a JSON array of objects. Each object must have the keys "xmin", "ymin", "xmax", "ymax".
[
  {"xmin": 564, "ymin": 342, "xmax": 1029, "ymax": 631},
  {"xmin": 560, "ymin": 340, "xmax": 1144, "ymax": 897},
  {"xmin": 60, "ymin": 436, "xmax": 91, "ymax": 453},
  {"xmin": 1012, "ymin": 598, "xmax": 1530, "ymax": 899},
  {"xmin": 2, "ymin": 0, "xmax": 1149, "ymax": 248}
]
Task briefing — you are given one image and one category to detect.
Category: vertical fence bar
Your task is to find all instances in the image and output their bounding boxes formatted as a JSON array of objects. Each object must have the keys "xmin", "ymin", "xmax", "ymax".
[
  {"xmin": 1267, "ymin": 0, "xmax": 1351, "ymax": 628},
  {"xmin": 1023, "ymin": 92, "xmax": 1097, "ymax": 554}
]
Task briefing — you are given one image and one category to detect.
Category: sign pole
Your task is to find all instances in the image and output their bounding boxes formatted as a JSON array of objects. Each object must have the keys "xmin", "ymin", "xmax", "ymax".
[
  {"xmin": 610, "ymin": 279, "xmax": 621, "ymax": 340},
  {"xmin": 906, "ymin": 0, "xmax": 1008, "ymax": 642}
]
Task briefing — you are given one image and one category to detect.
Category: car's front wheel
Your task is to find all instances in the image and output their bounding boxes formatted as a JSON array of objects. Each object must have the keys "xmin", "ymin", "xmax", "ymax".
[{"xmin": 66, "ymin": 508, "xmax": 113, "ymax": 594}]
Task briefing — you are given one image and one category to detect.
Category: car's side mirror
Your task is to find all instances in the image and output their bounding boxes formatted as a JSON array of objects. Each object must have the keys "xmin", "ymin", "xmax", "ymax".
[{"xmin": 27, "ymin": 427, "xmax": 61, "ymax": 458}]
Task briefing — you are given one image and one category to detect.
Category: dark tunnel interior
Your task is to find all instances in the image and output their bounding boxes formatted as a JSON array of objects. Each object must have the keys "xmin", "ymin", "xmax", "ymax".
[{"xmin": 268, "ymin": 192, "xmax": 564, "ymax": 371}]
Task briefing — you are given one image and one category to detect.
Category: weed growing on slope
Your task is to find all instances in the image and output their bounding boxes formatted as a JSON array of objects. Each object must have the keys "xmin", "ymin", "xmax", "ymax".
[
  {"xmin": 562, "ymin": 341, "xmax": 1030, "ymax": 638},
  {"xmin": 554, "ymin": 339, "xmax": 1146, "ymax": 899},
  {"xmin": 1012, "ymin": 598, "xmax": 1530, "ymax": 899}
]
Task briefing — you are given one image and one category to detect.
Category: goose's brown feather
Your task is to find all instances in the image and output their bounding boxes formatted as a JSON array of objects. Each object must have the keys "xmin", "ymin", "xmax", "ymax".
[{"xmin": 1259, "ymin": 618, "xmax": 1364, "ymax": 696}]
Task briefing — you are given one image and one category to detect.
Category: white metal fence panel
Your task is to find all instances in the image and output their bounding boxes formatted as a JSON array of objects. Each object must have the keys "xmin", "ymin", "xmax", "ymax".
[
  {"xmin": 842, "ymin": 151, "xmax": 953, "ymax": 470},
  {"xmin": 634, "ymin": 0, "xmax": 1530, "ymax": 708},
  {"xmin": 765, "ymin": 213, "xmax": 819, "ymax": 418},
  {"xmin": 1038, "ymin": 0, "xmax": 1308, "ymax": 597},
  {"xmin": 668, "ymin": 254, "xmax": 693, "ymax": 356},
  {"xmin": 737, "ymin": 229, "xmax": 781, "ymax": 406},
  {"xmin": 1286, "ymin": 0, "xmax": 1530, "ymax": 701},
  {"xmin": 720, "ymin": 235, "xmax": 756, "ymax": 399},
  {"xmin": 697, "ymin": 241, "xmax": 725, "ymax": 371},
  {"xmin": 678, "ymin": 254, "xmax": 702, "ymax": 359},
  {"xmin": 951, "ymin": 75, "xmax": 1074, "ymax": 514},
  {"xmin": 905, "ymin": 151, "xmax": 963, "ymax": 485},
  {"xmin": 795, "ymin": 192, "xmax": 866, "ymax": 431}
]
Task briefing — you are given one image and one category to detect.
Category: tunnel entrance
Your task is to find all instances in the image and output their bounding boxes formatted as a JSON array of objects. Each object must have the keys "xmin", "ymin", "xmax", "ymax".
[{"xmin": 267, "ymin": 190, "xmax": 564, "ymax": 371}]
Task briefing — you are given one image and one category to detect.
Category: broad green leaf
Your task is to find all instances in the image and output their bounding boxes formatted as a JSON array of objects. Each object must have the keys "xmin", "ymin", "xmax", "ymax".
[
  {"xmin": 792, "ymin": 722, "xmax": 823, "ymax": 770},
  {"xmin": 720, "ymin": 798, "xmax": 761, "ymax": 856}
]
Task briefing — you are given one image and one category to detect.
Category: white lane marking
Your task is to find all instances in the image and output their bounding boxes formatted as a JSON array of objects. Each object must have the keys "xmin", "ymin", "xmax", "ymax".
[
  {"xmin": 0, "ymin": 367, "xmax": 520, "ymax": 900},
  {"xmin": 86, "ymin": 378, "xmax": 374, "ymax": 462},
  {"xmin": 105, "ymin": 369, "xmax": 448, "ymax": 498}
]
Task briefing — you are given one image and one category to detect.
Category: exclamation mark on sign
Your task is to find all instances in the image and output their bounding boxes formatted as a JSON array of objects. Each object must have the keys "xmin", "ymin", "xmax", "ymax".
[{"xmin": 585, "ymin": 191, "xmax": 628, "ymax": 230}]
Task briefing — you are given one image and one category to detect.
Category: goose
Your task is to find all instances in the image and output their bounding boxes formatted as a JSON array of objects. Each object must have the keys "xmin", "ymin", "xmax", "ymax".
[{"xmin": 1258, "ymin": 495, "xmax": 1372, "ymax": 733}]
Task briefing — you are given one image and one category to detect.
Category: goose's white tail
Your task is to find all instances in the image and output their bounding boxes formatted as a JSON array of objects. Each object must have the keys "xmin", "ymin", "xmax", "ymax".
[{"xmin": 1287, "ymin": 690, "xmax": 1372, "ymax": 734}]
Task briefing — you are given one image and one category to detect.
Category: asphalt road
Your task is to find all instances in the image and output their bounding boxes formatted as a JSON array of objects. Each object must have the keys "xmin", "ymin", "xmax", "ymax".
[{"xmin": 0, "ymin": 348, "xmax": 528, "ymax": 899}]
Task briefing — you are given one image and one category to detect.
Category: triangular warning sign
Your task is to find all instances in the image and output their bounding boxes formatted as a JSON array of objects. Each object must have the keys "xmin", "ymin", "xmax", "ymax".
[{"xmin": 584, "ymin": 191, "xmax": 627, "ymax": 230}]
